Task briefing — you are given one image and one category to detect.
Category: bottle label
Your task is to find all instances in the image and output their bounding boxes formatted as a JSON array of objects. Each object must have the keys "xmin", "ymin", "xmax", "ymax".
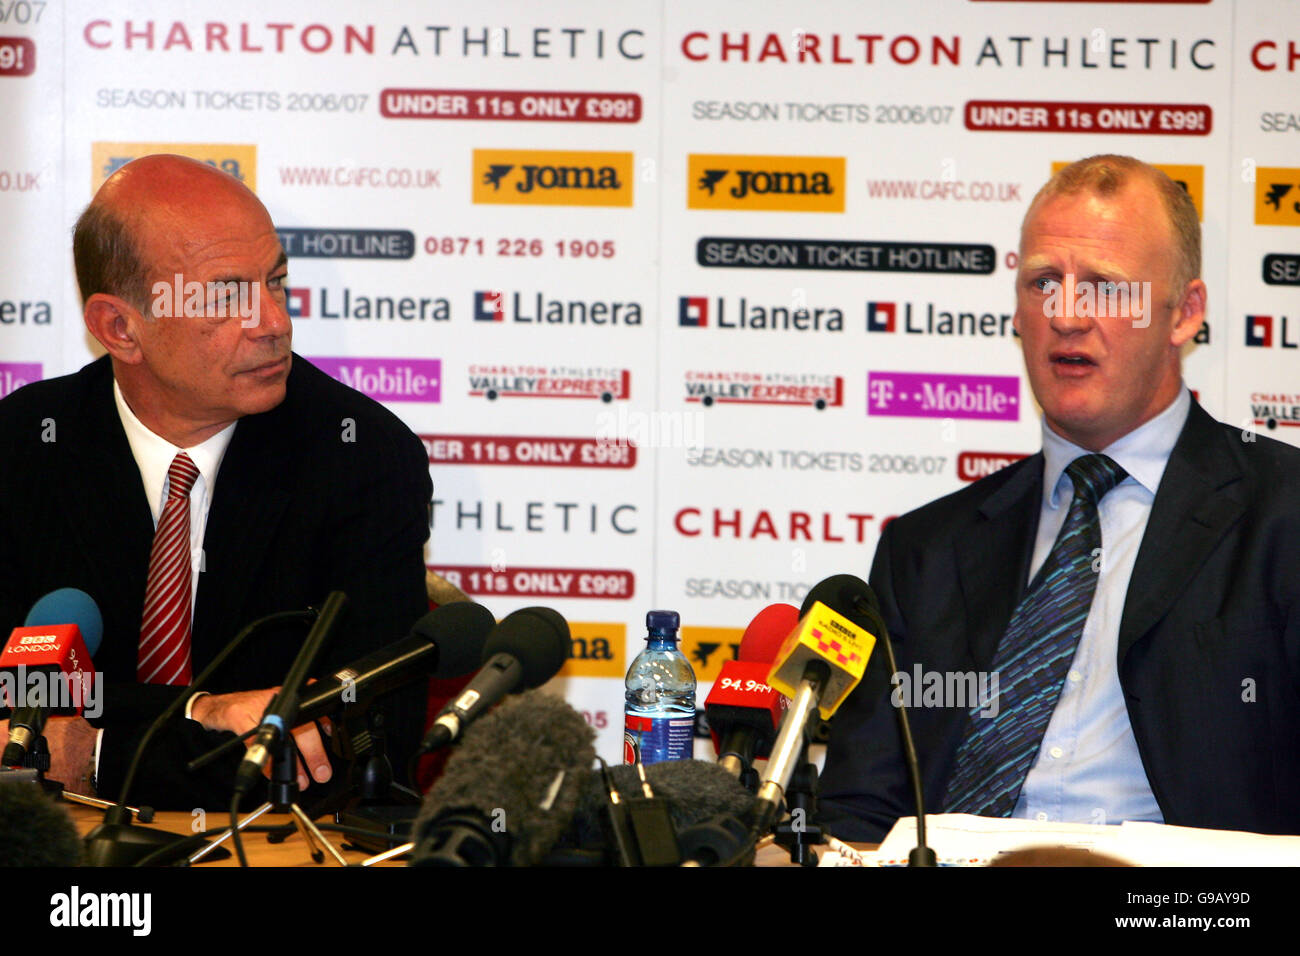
[{"xmin": 624, "ymin": 713, "xmax": 693, "ymax": 764}]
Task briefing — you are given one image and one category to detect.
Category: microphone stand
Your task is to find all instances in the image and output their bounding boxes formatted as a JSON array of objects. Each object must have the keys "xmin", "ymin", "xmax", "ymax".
[
  {"xmin": 771, "ymin": 742, "xmax": 826, "ymax": 866},
  {"xmin": 309, "ymin": 706, "xmax": 423, "ymax": 854},
  {"xmin": 192, "ymin": 731, "xmax": 348, "ymax": 866},
  {"xmin": 861, "ymin": 597, "xmax": 937, "ymax": 868},
  {"xmin": 311, "ymin": 706, "xmax": 421, "ymax": 813},
  {"xmin": 194, "ymin": 694, "xmax": 421, "ymax": 852},
  {"xmin": 190, "ymin": 592, "xmax": 348, "ymax": 866},
  {"xmin": 82, "ymin": 607, "xmax": 319, "ymax": 867},
  {"xmin": 0, "ymin": 734, "xmax": 63, "ymax": 796}
]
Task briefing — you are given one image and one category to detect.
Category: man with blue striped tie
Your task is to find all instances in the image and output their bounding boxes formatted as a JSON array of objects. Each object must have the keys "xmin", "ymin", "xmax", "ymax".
[{"xmin": 820, "ymin": 155, "xmax": 1300, "ymax": 841}]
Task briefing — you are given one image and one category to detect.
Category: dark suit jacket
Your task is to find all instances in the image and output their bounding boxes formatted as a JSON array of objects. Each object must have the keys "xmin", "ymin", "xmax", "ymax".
[
  {"xmin": 0, "ymin": 354, "xmax": 433, "ymax": 808},
  {"xmin": 819, "ymin": 401, "xmax": 1300, "ymax": 840}
]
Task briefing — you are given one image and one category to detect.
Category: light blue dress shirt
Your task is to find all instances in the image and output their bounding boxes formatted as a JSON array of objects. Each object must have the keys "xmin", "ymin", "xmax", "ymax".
[{"xmin": 1011, "ymin": 386, "xmax": 1191, "ymax": 826}]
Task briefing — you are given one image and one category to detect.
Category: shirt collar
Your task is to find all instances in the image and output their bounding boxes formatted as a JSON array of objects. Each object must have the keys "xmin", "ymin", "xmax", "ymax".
[
  {"xmin": 113, "ymin": 377, "xmax": 237, "ymax": 522},
  {"xmin": 1040, "ymin": 385, "xmax": 1191, "ymax": 509}
]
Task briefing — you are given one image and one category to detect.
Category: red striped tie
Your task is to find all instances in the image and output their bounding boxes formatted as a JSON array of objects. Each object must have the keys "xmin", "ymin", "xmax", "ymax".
[{"xmin": 138, "ymin": 452, "xmax": 201, "ymax": 685}]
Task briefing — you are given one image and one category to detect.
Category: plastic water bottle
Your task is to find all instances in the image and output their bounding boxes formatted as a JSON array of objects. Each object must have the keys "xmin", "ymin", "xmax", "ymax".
[{"xmin": 624, "ymin": 610, "xmax": 697, "ymax": 765}]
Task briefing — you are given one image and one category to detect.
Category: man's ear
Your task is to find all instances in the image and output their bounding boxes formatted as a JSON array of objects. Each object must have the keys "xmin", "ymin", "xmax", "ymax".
[
  {"xmin": 1170, "ymin": 278, "xmax": 1207, "ymax": 348},
  {"xmin": 84, "ymin": 293, "xmax": 145, "ymax": 364}
]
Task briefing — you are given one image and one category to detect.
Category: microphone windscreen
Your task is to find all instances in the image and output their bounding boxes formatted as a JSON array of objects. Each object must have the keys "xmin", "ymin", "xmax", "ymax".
[
  {"xmin": 483, "ymin": 607, "xmax": 570, "ymax": 688},
  {"xmin": 23, "ymin": 588, "xmax": 103, "ymax": 656},
  {"xmin": 642, "ymin": 759, "xmax": 756, "ymax": 824},
  {"xmin": 564, "ymin": 759, "xmax": 756, "ymax": 849},
  {"xmin": 738, "ymin": 604, "xmax": 800, "ymax": 662},
  {"xmin": 0, "ymin": 778, "xmax": 82, "ymax": 866},
  {"xmin": 799, "ymin": 574, "xmax": 884, "ymax": 629},
  {"xmin": 413, "ymin": 689, "xmax": 595, "ymax": 865},
  {"xmin": 411, "ymin": 602, "xmax": 495, "ymax": 677}
]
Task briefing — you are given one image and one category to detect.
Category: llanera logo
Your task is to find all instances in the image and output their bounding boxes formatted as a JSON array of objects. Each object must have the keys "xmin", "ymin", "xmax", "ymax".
[
  {"xmin": 472, "ymin": 149, "xmax": 633, "ymax": 206},
  {"xmin": 1245, "ymin": 314, "xmax": 1297, "ymax": 349},
  {"xmin": 867, "ymin": 371, "xmax": 1019, "ymax": 421}
]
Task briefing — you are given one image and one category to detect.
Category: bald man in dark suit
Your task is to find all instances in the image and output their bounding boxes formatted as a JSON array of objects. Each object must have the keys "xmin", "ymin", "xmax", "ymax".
[{"xmin": 0, "ymin": 156, "xmax": 432, "ymax": 807}]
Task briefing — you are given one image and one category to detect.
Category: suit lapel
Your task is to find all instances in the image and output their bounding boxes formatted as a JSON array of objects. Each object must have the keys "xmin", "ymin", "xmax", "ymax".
[
  {"xmin": 192, "ymin": 399, "xmax": 294, "ymax": 664},
  {"xmin": 1119, "ymin": 402, "xmax": 1246, "ymax": 661},
  {"xmin": 60, "ymin": 360, "xmax": 154, "ymax": 670},
  {"xmin": 953, "ymin": 455, "xmax": 1044, "ymax": 669}
]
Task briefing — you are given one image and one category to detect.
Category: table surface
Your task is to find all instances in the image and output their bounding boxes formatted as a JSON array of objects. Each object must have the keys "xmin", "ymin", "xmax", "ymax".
[
  {"xmin": 68, "ymin": 803, "xmax": 828, "ymax": 867},
  {"xmin": 70, "ymin": 804, "xmax": 405, "ymax": 867}
]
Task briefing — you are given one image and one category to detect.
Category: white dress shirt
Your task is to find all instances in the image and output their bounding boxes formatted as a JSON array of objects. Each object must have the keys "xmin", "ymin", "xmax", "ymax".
[
  {"xmin": 87, "ymin": 380, "xmax": 238, "ymax": 782},
  {"xmin": 1012, "ymin": 386, "xmax": 1192, "ymax": 826},
  {"xmin": 112, "ymin": 379, "xmax": 236, "ymax": 612}
]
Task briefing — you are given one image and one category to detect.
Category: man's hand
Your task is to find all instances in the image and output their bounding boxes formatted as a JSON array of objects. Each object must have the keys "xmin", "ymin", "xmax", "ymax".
[
  {"xmin": 0, "ymin": 716, "xmax": 98, "ymax": 794},
  {"xmin": 189, "ymin": 689, "xmax": 332, "ymax": 791}
]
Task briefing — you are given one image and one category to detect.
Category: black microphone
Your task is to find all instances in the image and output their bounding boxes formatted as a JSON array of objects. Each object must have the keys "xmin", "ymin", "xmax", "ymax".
[
  {"xmin": 234, "ymin": 592, "xmax": 347, "ymax": 795},
  {"xmin": 417, "ymin": 607, "xmax": 569, "ymax": 754},
  {"xmin": 752, "ymin": 578, "xmax": 883, "ymax": 836},
  {"xmin": 294, "ymin": 602, "xmax": 493, "ymax": 724},
  {"xmin": 800, "ymin": 573, "xmax": 937, "ymax": 867},
  {"xmin": 798, "ymin": 573, "xmax": 883, "ymax": 628},
  {"xmin": 409, "ymin": 689, "xmax": 595, "ymax": 866}
]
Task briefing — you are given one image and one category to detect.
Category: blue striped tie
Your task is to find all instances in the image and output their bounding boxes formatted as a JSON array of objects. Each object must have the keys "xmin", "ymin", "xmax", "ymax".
[{"xmin": 943, "ymin": 453, "xmax": 1128, "ymax": 817}]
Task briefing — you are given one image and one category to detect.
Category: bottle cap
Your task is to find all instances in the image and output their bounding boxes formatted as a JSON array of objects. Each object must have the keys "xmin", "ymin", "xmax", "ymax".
[{"xmin": 646, "ymin": 609, "xmax": 680, "ymax": 637}]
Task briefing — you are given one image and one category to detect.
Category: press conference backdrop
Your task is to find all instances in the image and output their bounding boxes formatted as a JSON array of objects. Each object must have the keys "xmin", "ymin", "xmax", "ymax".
[{"xmin": 1, "ymin": 0, "xmax": 1296, "ymax": 762}]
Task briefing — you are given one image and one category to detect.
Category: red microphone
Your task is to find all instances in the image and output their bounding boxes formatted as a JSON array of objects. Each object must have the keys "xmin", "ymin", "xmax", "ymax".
[
  {"xmin": 705, "ymin": 604, "xmax": 798, "ymax": 779},
  {"xmin": 1, "ymin": 589, "xmax": 103, "ymax": 768}
]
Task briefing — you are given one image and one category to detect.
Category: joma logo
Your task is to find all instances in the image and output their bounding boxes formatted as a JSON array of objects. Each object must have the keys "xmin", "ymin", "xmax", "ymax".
[
  {"xmin": 483, "ymin": 164, "xmax": 623, "ymax": 193},
  {"xmin": 698, "ymin": 168, "xmax": 834, "ymax": 199},
  {"xmin": 688, "ymin": 154, "xmax": 845, "ymax": 212},
  {"xmin": 473, "ymin": 149, "xmax": 634, "ymax": 207}
]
